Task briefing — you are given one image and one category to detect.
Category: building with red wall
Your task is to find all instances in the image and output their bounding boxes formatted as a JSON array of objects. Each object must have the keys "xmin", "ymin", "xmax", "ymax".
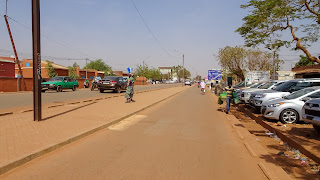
[{"xmin": 0, "ymin": 57, "xmax": 15, "ymax": 77}]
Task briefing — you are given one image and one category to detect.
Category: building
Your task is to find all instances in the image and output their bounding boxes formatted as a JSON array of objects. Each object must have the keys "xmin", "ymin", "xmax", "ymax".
[
  {"xmin": 276, "ymin": 71, "xmax": 295, "ymax": 80},
  {"xmin": 15, "ymin": 59, "xmax": 69, "ymax": 78},
  {"xmin": 292, "ymin": 65, "xmax": 320, "ymax": 78},
  {"xmin": 158, "ymin": 67, "xmax": 172, "ymax": 75},
  {"xmin": 0, "ymin": 56, "xmax": 15, "ymax": 77}
]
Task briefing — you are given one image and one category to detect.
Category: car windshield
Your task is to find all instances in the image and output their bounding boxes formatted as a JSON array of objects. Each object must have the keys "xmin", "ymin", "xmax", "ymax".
[
  {"xmin": 250, "ymin": 83, "xmax": 263, "ymax": 88},
  {"xmin": 47, "ymin": 77, "xmax": 63, "ymax": 82},
  {"xmin": 258, "ymin": 82, "xmax": 274, "ymax": 89},
  {"xmin": 284, "ymin": 88, "xmax": 315, "ymax": 100},
  {"xmin": 103, "ymin": 76, "xmax": 117, "ymax": 81},
  {"xmin": 274, "ymin": 81, "xmax": 297, "ymax": 92}
]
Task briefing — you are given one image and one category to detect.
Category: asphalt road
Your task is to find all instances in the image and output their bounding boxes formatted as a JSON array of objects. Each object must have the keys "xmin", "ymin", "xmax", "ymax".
[
  {"xmin": 0, "ymin": 87, "xmax": 267, "ymax": 179},
  {"xmin": 0, "ymin": 84, "xmax": 180, "ymax": 110}
]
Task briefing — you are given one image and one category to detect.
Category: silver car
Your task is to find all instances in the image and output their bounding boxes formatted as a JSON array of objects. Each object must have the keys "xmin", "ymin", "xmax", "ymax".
[
  {"xmin": 240, "ymin": 81, "xmax": 285, "ymax": 103},
  {"xmin": 250, "ymin": 79, "xmax": 320, "ymax": 108},
  {"xmin": 262, "ymin": 87, "xmax": 320, "ymax": 124},
  {"xmin": 302, "ymin": 99, "xmax": 320, "ymax": 133}
]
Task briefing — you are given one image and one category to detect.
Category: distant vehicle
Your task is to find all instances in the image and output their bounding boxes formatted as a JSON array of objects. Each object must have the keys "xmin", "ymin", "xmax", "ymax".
[
  {"xmin": 41, "ymin": 76, "xmax": 79, "ymax": 92},
  {"xmin": 302, "ymin": 98, "xmax": 320, "ymax": 133},
  {"xmin": 262, "ymin": 87, "xmax": 320, "ymax": 124},
  {"xmin": 185, "ymin": 80, "xmax": 191, "ymax": 86},
  {"xmin": 99, "ymin": 76, "xmax": 127, "ymax": 93}
]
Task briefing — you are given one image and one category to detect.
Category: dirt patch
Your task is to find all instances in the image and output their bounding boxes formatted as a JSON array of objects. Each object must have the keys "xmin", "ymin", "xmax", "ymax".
[{"xmin": 230, "ymin": 105, "xmax": 320, "ymax": 180}]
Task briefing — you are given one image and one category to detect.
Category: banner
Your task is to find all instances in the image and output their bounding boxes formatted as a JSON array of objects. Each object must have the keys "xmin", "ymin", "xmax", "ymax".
[{"xmin": 208, "ymin": 70, "xmax": 222, "ymax": 80}]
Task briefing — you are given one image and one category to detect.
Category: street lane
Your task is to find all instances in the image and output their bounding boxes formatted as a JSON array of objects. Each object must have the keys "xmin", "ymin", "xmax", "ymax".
[
  {"xmin": 0, "ymin": 87, "xmax": 267, "ymax": 179},
  {"xmin": 0, "ymin": 83, "xmax": 180, "ymax": 110}
]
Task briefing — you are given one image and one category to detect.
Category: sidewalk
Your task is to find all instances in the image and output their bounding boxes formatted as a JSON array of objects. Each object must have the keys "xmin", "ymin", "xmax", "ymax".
[{"xmin": 0, "ymin": 86, "xmax": 187, "ymax": 175}]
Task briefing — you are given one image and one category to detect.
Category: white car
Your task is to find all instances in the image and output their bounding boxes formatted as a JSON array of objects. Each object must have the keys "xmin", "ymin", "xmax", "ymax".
[
  {"xmin": 185, "ymin": 80, "xmax": 191, "ymax": 86},
  {"xmin": 302, "ymin": 98, "xmax": 320, "ymax": 133}
]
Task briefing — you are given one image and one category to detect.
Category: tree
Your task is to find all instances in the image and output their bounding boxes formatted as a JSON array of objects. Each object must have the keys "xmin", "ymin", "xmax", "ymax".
[
  {"xmin": 172, "ymin": 65, "xmax": 191, "ymax": 81},
  {"xmin": 46, "ymin": 60, "xmax": 57, "ymax": 78},
  {"xmin": 295, "ymin": 55, "xmax": 315, "ymax": 67},
  {"xmin": 236, "ymin": 0, "xmax": 320, "ymax": 63},
  {"xmin": 194, "ymin": 75, "xmax": 202, "ymax": 81},
  {"xmin": 83, "ymin": 59, "xmax": 113, "ymax": 75},
  {"xmin": 217, "ymin": 46, "xmax": 247, "ymax": 81},
  {"xmin": 68, "ymin": 62, "xmax": 79, "ymax": 79}
]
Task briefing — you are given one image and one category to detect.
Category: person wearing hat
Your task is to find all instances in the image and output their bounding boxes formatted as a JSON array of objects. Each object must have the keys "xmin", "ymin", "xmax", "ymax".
[{"xmin": 125, "ymin": 74, "xmax": 135, "ymax": 103}]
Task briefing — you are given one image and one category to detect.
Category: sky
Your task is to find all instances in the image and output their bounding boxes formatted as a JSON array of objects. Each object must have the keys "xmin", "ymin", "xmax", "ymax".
[{"xmin": 0, "ymin": 0, "xmax": 319, "ymax": 78}]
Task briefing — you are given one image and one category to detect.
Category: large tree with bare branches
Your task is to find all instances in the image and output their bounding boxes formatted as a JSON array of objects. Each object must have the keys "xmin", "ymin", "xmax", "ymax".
[{"xmin": 236, "ymin": 0, "xmax": 320, "ymax": 63}]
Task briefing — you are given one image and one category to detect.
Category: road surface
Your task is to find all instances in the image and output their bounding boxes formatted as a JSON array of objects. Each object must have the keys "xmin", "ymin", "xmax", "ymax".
[
  {"xmin": 0, "ymin": 84, "xmax": 180, "ymax": 110},
  {"xmin": 0, "ymin": 87, "xmax": 267, "ymax": 179}
]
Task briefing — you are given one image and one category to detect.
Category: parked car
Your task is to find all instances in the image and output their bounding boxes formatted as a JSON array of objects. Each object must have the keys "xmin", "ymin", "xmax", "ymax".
[
  {"xmin": 249, "ymin": 79, "xmax": 320, "ymax": 109},
  {"xmin": 240, "ymin": 81, "xmax": 285, "ymax": 103},
  {"xmin": 185, "ymin": 80, "xmax": 191, "ymax": 86},
  {"xmin": 99, "ymin": 76, "xmax": 127, "ymax": 93},
  {"xmin": 41, "ymin": 76, "xmax": 79, "ymax": 92},
  {"xmin": 302, "ymin": 98, "xmax": 320, "ymax": 133},
  {"xmin": 262, "ymin": 87, "xmax": 320, "ymax": 124}
]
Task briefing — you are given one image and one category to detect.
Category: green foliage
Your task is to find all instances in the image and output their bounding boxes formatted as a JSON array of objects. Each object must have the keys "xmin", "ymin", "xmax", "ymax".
[
  {"xmin": 236, "ymin": 0, "xmax": 320, "ymax": 63},
  {"xmin": 84, "ymin": 59, "xmax": 113, "ymax": 75},
  {"xmin": 46, "ymin": 60, "xmax": 57, "ymax": 78},
  {"xmin": 295, "ymin": 55, "xmax": 315, "ymax": 67},
  {"xmin": 68, "ymin": 62, "xmax": 79, "ymax": 79},
  {"xmin": 134, "ymin": 64, "xmax": 162, "ymax": 80},
  {"xmin": 194, "ymin": 75, "xmax": 202, "ymax": 81}
]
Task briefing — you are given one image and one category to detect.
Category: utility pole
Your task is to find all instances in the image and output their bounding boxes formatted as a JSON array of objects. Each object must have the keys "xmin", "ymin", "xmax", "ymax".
[
  {"xmin": 143, "ymin": 61, "xmax": 145, "ymax": 85},
  {"xmin": 4, "ymin": 15, "xmax": 27, "ymax": 91},
  {"xmin": 182, "ymin": 54, "xmax": 184, "ymax": 87},
  {"xmin": 272, "ymin": 50, "xmax": 276, "ymax": 80},
  {"xmin": 32, "ymin": 0, "xmax": 41, "ymax": 121},
  {"xmin": 85, "ymin": 58, "xmax": 88, "ymax": 79}
]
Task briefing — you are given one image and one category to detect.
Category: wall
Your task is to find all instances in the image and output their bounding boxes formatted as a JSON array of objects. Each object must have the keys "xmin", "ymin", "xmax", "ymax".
[
  {"xmin": 0, "ymin": 77, "xmax": 18, "ymax": 92},
  {"xmin": 134, "ymin": 77, "xmax": 147, "ymax": 85},
  {"xmin": 0, "ymin": 62, "xmax": 15, "ymax": 77}
]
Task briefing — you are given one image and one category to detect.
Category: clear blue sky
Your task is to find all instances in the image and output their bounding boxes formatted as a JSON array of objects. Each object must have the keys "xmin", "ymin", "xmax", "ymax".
[{"xmin": 0, "ymin": 0, "xmax": 317, "ymax": 78}]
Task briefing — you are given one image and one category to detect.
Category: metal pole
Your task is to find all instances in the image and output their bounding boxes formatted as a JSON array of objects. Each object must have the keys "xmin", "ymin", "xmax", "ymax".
[
  {"xmin": 273, "ymin": 50, "xmax": 276, "ymax": 80},
  {"xmin": 143, "ymin": 61, "xmax": 145, "ymax": 85},
  {"xmin": 85, "ymin": 58, "xmax": 88, "ymax": 79},
  {"xmin": 182, "ymin": 54, "xmax": 184, "ymax": 87},
  {"xmin": 32, "ymin": 0, "xmax": 41, "ymax": 121},
  {"xmin": 4, "ymin": 15, "xmax": 27, "ymax": 91}
]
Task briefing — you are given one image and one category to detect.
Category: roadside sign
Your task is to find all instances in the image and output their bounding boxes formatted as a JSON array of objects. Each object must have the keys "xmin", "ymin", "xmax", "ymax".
[
  {"xmin": 245, "ymin": 71, "xmax": 270, "ymax": 83},
  {"xmin": 208, "ymin": 70, "xmax": 222, "ymax": 80}
]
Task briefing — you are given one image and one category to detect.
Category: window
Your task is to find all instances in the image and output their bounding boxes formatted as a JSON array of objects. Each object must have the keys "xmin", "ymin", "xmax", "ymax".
[
  {"xmin": 284, "ymin": 88, "xmax": 315, "ymax": 100},
  {"xmin": 308, "ymin": 91, "xmax": 320, "ymax": 98},
  {"xmin": 311, "ymin": 82, "xmax": 320, "ymax": 86}
]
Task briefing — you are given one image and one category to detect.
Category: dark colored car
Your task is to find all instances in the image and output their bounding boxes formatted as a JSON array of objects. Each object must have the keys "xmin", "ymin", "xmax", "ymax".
[
  {"xmin": 99, "ymin": 76, "xmax": 127, "ymax": 93},
  {"xmin": 41, "ymin": 76, "xmax": 79, "ymax": 92}
]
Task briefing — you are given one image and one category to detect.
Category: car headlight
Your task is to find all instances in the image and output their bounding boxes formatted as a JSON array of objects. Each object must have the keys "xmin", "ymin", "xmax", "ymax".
[
  {"xmin": 268, "ymin": 102, "xmax": 285, "ymax": 108},
  {"xmin": 255, "ymin": 94, "xmax": 266, "ymax": 98}
]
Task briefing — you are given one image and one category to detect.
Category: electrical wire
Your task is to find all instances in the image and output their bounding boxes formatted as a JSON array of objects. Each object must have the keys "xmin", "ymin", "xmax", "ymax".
[
  {"xmin": 130, "ymin": 0, "xmax": 171, "ymax": 57},
  {"xmin": 4, "ymin": 15, "xmax": 99, "ymax": 60}
]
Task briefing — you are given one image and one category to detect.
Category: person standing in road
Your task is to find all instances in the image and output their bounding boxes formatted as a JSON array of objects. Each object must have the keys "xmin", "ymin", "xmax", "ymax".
[
  {"xmin": 224, "ymin": 83, "xmax": 234, "ymax": 114},
  {"xmin": 125, "ymin": 74, "xmax": 134, "ymax": 103}
]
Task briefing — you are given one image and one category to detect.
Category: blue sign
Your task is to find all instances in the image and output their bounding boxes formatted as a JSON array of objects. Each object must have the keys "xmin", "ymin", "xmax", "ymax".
[
  {"xmin": 127, "ymin": 67, "xmax": 133, "ymax": 73},
  {"xmin": 208, "ymin": 70, "xmax": 222, "ymax": 80},
  {"xmin": 26, "ymin": 63, "xmax": 30, "ymax": 67}
]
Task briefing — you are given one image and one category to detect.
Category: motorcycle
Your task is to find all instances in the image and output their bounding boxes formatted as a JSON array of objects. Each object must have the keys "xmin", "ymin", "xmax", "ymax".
[{"xmin": 91, "ymin": 80, "xmax": 101, "ymax": 91}]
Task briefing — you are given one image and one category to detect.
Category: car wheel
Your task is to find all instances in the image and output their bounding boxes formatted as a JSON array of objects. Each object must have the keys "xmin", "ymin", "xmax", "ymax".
[
  {"xmin": 280, "ymin": 109, "xmax": 299, "ymax": 124},
  {"xmin": 100, "ymin": 89, "xmax": 104, "ymax": 93},
  {"xmin": 72, "ymin": 85, "xmax": 77, "ymax": 91},
  {"xmin": 56, "ymin": 86, "xmax": 62, "ymax": 92}
]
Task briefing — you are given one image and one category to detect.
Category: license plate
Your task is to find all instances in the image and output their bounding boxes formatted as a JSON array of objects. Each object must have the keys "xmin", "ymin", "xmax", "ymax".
[
  {"xmin": 103, "ymin": 82, "xmax": 110, "ymax": 84},
  {"xmin": 306, "ymin": 116, "xmax": 314, "ymax": 120}
]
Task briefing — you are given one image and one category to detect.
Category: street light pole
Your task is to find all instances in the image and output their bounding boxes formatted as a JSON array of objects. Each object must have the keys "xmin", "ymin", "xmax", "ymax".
[
  {"xmin": 182, "ymin": 54, "xmax": 184, "ymax": 87},
  {"xmin": 32, "ymin": 0, "xmax": 41, "ymax": 121},
  {"xmin": 272, "ymin": 50, "xmax": 276, "ymax": 80},
  {"xmin": 143, "ymin": 60, "xmax": 145, "ymax": 85}
]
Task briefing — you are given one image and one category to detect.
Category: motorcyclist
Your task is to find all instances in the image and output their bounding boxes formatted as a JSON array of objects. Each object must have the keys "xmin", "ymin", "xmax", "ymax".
[{"xmin": 91, "ymin": 76, "xmax": 102, "ymax": 90}]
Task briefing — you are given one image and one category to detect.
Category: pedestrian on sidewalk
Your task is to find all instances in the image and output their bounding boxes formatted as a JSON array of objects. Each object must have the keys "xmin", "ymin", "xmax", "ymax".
[
  {"xmin": 224, "ymin": 83, "xmax": 234, "ymax": 114},
  {"xmin": 125, "ymin": 74, "xmax": 135, "ymax": 103}
]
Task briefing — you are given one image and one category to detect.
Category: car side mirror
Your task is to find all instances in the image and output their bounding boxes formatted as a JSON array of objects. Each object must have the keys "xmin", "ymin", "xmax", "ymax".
[{"xmin": 301, "ymin": 97, "xmax": 311, "ymax": 102}]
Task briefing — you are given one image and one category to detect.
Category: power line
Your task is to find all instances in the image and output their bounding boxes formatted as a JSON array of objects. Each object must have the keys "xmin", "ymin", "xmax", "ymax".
[
  {"xmin": 130, "ymin": 0, "xmax": 171, "ymax": 57},
  {"xmin": 4, "ymin": 15, "xmax": 99, "ymax": 60}
]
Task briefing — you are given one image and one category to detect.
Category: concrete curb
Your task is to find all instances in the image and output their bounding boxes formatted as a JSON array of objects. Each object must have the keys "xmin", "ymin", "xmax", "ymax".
[
  {"xmin": 210, "ymin": 92, "xmax": 292, "ymax": 180},
  {"xmin": 0, "ymin": 86, "xmax": 189, "ymax": 175}
]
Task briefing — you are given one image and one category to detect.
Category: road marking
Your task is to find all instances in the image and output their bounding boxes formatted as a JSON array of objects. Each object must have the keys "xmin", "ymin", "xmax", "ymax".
[
  {"xmin": 108, "ymin": 115, "xmax": 147, "ymax": 131},
  {"xmin": 244, "ymin": 142, "xmax": 257, "ymax": 157}
]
